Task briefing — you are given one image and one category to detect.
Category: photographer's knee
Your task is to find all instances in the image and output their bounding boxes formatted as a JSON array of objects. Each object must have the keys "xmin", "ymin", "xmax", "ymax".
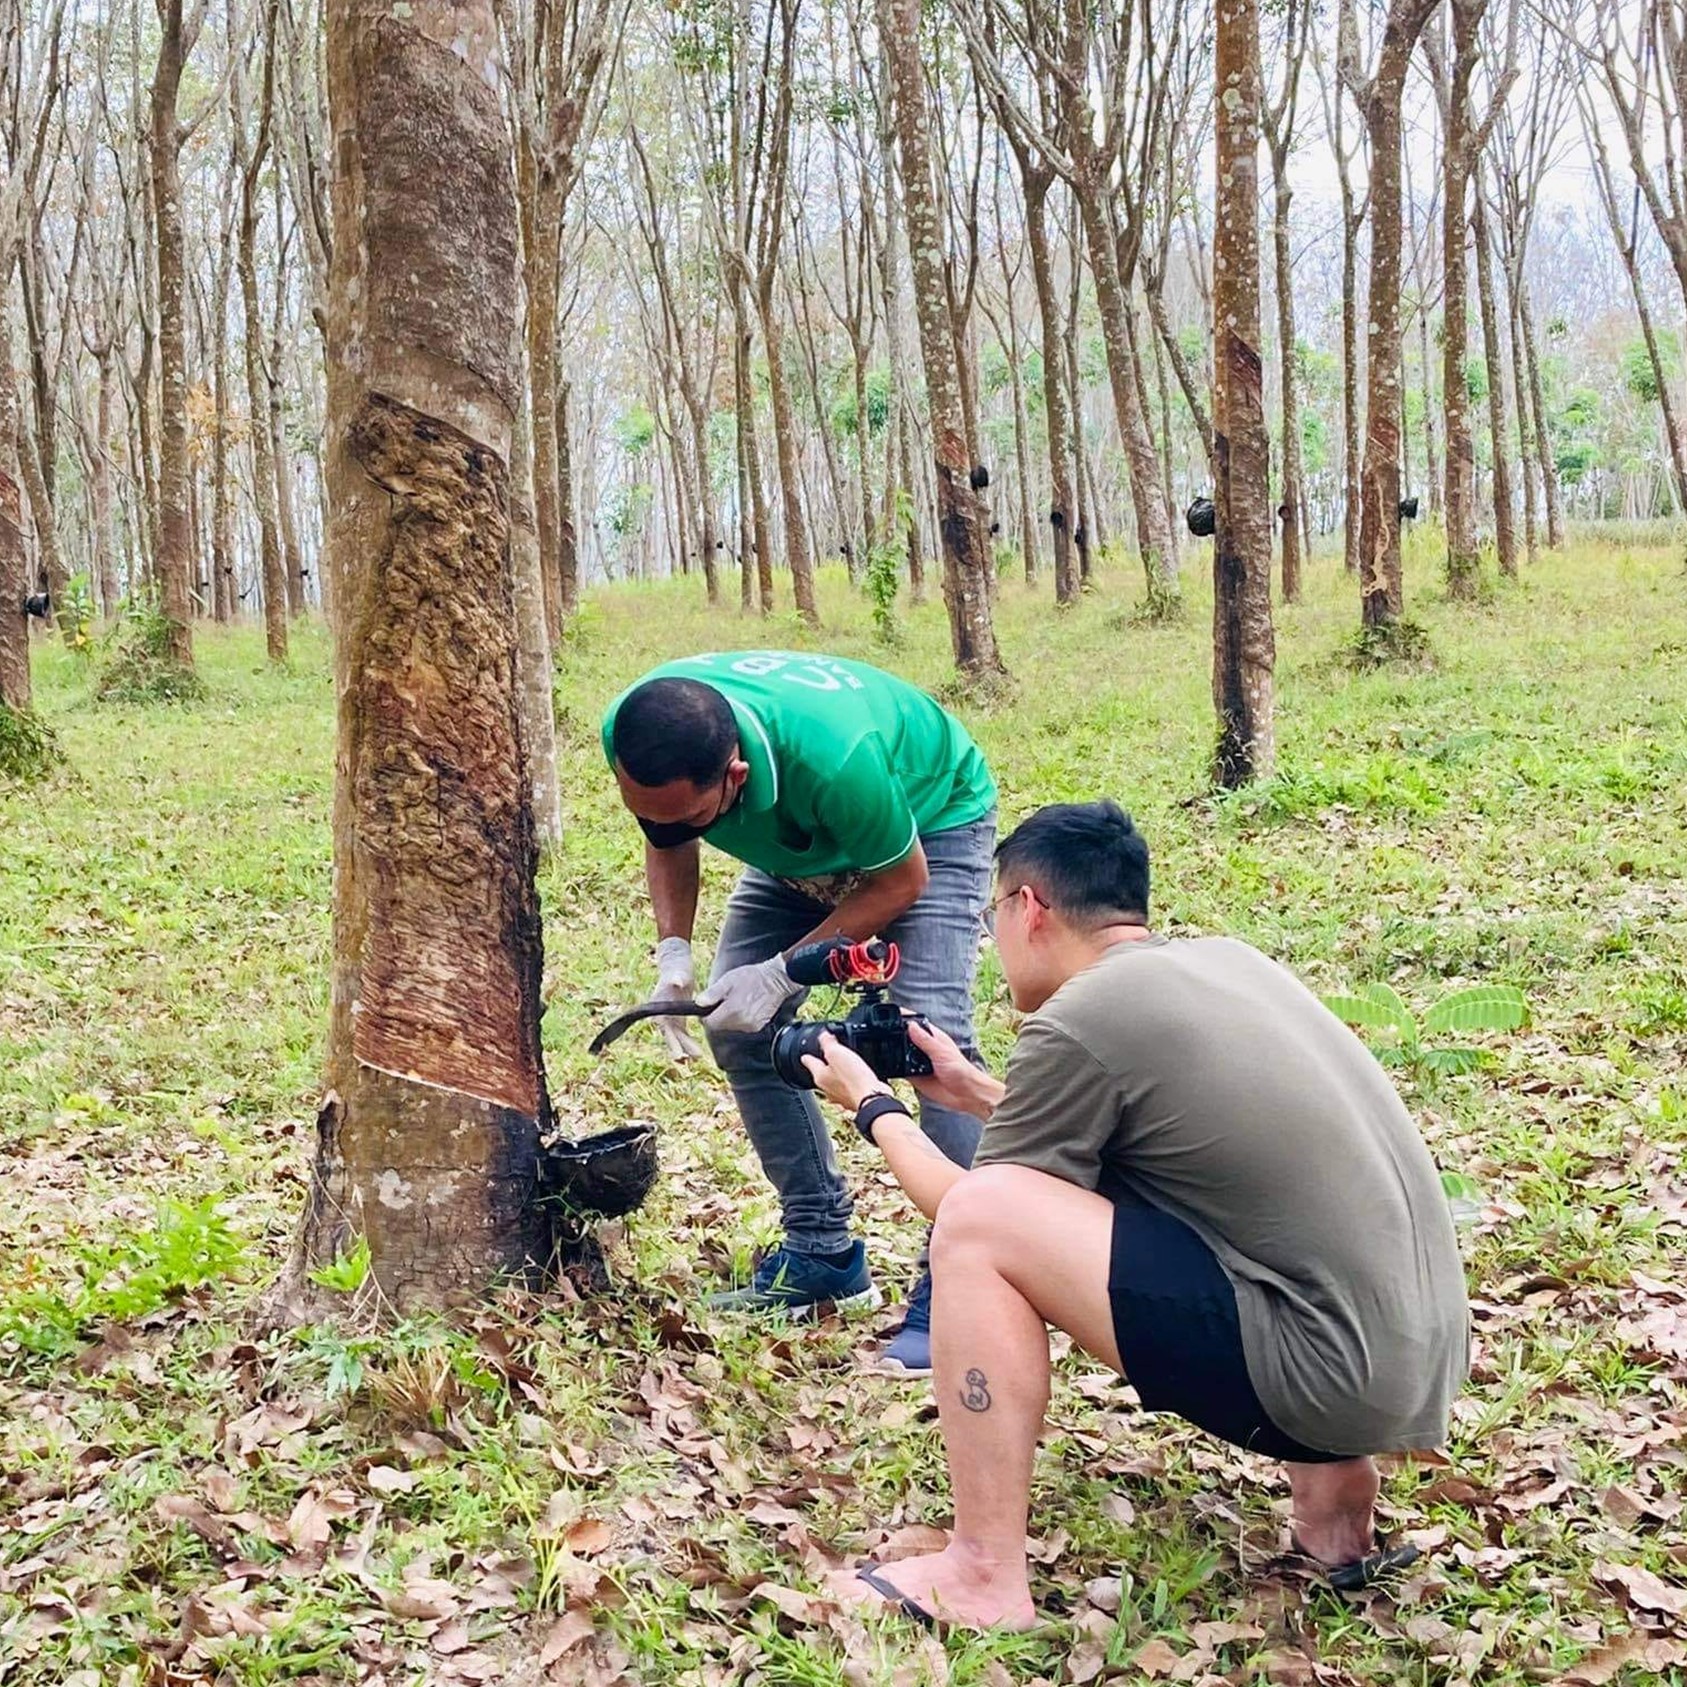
[{"xmin": 934, "ymin": 1164, "xmax": 1028, "ymax": 1262}]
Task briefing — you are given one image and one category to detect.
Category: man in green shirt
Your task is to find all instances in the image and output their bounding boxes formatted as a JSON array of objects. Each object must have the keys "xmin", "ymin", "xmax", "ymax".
[
  {"xmin": 803, "ymin": 800, "xmax": 1470, "ymax": 1630},
  {"xmin": 602, "ymin": 651, "xmax": 997, "ymax": 1366}
]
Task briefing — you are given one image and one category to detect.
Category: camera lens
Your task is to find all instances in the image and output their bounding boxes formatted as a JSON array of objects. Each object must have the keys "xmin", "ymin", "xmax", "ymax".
[{"xmin": 770, "ymin": 1022, "xmax": 828, "ymax": 1089}]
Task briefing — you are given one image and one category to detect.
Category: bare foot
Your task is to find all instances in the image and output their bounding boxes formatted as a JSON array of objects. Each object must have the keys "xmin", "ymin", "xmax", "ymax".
[
  {"xmin": 1287, "ymin": 1456, "xmax": 1379, "ymax": 1566},
  {"xmin": 829, "ymin": 1545, "xmax": 1037, "ymax": 1632}
]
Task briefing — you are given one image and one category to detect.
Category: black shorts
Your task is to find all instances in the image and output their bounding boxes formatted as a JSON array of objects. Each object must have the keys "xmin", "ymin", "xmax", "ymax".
[{"xmin": 1106, "ymin": 1184, "xmax": 1345, "ymax": 1464}]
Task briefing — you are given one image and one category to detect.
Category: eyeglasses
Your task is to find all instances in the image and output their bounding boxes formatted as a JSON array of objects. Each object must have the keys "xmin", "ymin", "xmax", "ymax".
[{"xmin": 981, "ymin": 884, "xmax": 1048, "ymax": 939}]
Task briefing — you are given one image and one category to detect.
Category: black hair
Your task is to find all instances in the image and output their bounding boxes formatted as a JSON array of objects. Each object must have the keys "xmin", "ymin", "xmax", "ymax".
[
  {"xmin": 994, "ymin": 800, "xmax": 1150, "ymax": 925},
  {"xmin": 612, "ymin": 677, "xmax": 737, "ymax": 787}
]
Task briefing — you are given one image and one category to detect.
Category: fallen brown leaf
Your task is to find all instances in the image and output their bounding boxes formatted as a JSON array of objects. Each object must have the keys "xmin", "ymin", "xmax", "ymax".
[
  {"xmin": 1131, "ymin": 1636, "xmax": 1184, "ymax": 1678},
  {"xmin": 203, "ymin": 1468, "xmax": 241, "ymax": 1513},
  {"xmin": 565, "ymin": 1517, "xmax": 614, "ymax": 1556},
  {"xmin": 749, "ymin": 1582, "xmax": 834, "ymax": 1624},
  {"xmin": 366, "ymin": 1464, "xmax": 419, "ymax": 1496},
  {"xmin": 1557, "ymin": 1632, "xmax": 1687, "ymax": 1685},
  {"xmin": 1593, "ymin": 1558, "xmax": 1687, "ymax": 1616},
  {"xmin": 539, "ymin": 1610, "xmax": 595, "ymax": 1666},
  {"xmin": 878, "ymin": 1524, "xmax": 949, "ymax": 1562}
]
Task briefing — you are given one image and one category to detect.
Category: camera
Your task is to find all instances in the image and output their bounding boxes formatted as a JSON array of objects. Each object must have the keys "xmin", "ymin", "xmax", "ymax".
[{"xmin": 769, "ymin": 937, "xmax": 934, "ymax": 1090}]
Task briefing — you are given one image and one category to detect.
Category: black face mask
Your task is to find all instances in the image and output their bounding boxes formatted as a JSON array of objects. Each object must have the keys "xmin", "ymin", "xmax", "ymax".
[
  {"xmin": 636, "ymin": 768, "xmax": 737, "ymax": 849},
  {"xmin": 638, "ymin": 815, "xmax": 713, "ymax": 850}
]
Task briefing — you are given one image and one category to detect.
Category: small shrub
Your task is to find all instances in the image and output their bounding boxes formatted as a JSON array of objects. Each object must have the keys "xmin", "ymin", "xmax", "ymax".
[
  {"xmin": 95, "ymin": 590, "xmax": 207, "ymax": 704},
  {"xmin": 60, "ymin": 573, "xmax": 98, "ymax": 658},
  {"xmin": 1345, "ymin": 617, "xmax": 1434, "ymax": 671},
  {"xmin": 0, "ymin": 1197, "xmax": 244, "ymax": 1359},
  {"xmin": 0, "ymin": 702, "xmax": 62, "ymax": 784}
]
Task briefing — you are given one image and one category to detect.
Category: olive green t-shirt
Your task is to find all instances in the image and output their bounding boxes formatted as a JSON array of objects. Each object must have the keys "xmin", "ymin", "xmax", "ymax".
[
  {"xmin": 975, "ymin": 936, "xmax": 1470, "ymax": 1454},
  {"xmin": 601, "ymin": 652, "xmax": 996, "ymax": 879}
]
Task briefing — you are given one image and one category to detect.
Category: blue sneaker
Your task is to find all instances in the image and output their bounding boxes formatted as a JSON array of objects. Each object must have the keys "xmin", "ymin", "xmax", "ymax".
[
  {"xmin": 875, "ymin": 1269, "xmax": 933, "ymax": 1376},
  {"xmin": 707, "ymin": 1242, "xmax": 881, "ymax": 1319}
]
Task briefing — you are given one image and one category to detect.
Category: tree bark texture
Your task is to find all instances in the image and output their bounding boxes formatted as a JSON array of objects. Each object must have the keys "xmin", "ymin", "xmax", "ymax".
[
  {"xmin": 210, "ymin": 242, "xmax": 235, "ymax": 625},
  {"xmin": 518, "ymin": 135, "xmax": 566, "ymax": 636},
  {"xmin": 758, "ymin": 290, "xmax": 818, "ymax": 623},
  {"xmin": 556, "ymin": 381, "xmax": 581, "ymax": 610},
  {"xmin": 1, "ymin": 340, "xmax": 31, "ymax": 713},
  {"xmin": 1025, "ymin": 177, "xmax": 1077, "ymax": 604},
  {"xmin": 291, "ymin": 0, "xmax": 558, "ymax": 1313},
  {"xmin": 510, "ymin": 304, "xmax": 563, "ymax": 850},
  {"xmin": 236, "ymin": 69, "xmax": 288, "ymax": 660},
  {"xmin": 1271, "ymin": 163, "xmax": 1304, "ymax": 602},
  {"xmin": 1473, "ymin": 167, "xmax": 1517, "ymax": 578},
  {"xmin": 1517, "ymin": 277, "xmax": 1560, "ymax": 548},
  {"xmin": 1212, "ymin": 0, "xmax": 1276, "ymax": 788},
  {"xmin": 1079, "ymin": 196, "xmax": 1178, "ymax": 613},
  {"xmin": 1439, "ymin": 0, "xmax": 1482, "ymax": 599},
  {"xmin": 879, "ymin": 0, "xmax": 1002, "ymax": 676},
  {"xmin": 1350, "ymin": 0, "xmax": 1436, "ymax": 629},
  {"xmin": 1341, "ymin": 189, "xmax": 1361, "ymax": 575},
  {"xmin": 149, "ymin": 0, "xmax": 197, "ymax": 669},
  {"xmin": 93, "ymin": 352, "xmax": 120, "ymax": 617}
]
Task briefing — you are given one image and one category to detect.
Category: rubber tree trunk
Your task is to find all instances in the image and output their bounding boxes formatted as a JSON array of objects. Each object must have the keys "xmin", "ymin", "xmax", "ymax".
[
  {"xmin": 1472, "ymin": 168, "xmax": 1517, "ymax": 579},
  {"xmin": 1341, "ymin": 199, "xmax": 1361, "ymax": 576},
  {"xmin": 1507, "ymin": 279, "xmax": 1537, "ymax": 564},
  {"xmin": 1025, "ymin": 174, "xmax": 1077, "ymax": 604},
  {"xmin": 279, "ymin": 0, "xmax": 562, "ymax": 1313},
  {"xmin": 1517, "ymin": 277, "xmax": 1560, "ymax": 548},
  {"xmin": 273, "ymin": 352, "xmax": 309, "ymax": 614},
  {"xmin": 1212, "ymin": 0, "xmax": 1276, "ymax": 788},
  {"xmin": 1354, "ymin": 11, "xmax": 1432, "ymax": 631},
  {"xmin": 878, "ymin": 0, "xmax": 1003, "ymax": 678},
  {"xmin": 238, "ymin": 120, "xmax": 288, "ymax": 660},
  {"xmin": 1, "ymin": 338, "xmax": 32, "ymax": 712},
  {"xmin": 1270, "ymin": 158, "xmax": 1304, "ymax": 603},
  {"xmin": 1441, "ymin": 0, "xmax": 1483, "ymax": 601},
  {"xmin": 556, "ymin": 382, "xmax": 581, "ymax": 608},
  {"xmin": 1079, "ymin": 195, "xmax": 1179, "ymax": 614},
  {"xmin": 149, "ymin": 0, "xmax": 197, "ymax": 671},
  {"xmin": 93, "ymin": 352, "xmax": 120, "ymax": 617},
  {"xmin": 210, "ymin": 248, "xmax": 235, "ymax": 625},
  {"xmin": 517, "ymin": 130, "xmax": 564, "ymax": 638},
  {"xmin": 510, "ymin": 293, "xmax": 563, "ymax": 850},
  {"xmin": 758, "ymin": 286, "xmax": 818, "ymax": 623}
]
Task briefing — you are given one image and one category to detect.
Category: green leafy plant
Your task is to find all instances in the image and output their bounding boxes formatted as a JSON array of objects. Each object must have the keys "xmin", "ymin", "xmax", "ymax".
[
  {"xmin": 1322, "ymin": 980, "xmax": 1528, "ymax": 1077},
  {"xmin": 95, "ymin": 588, "xmax": 208, "ymax": 703},
  {"xmin": 867, "ymin": 486, "xmax": 914, "ymax": 646},
  {"xmin": 0, "ymin": 1197, "xmax": 243, "ymax": 1359},
  {"xmin": 0, "ymin": 702, "xmax": 62, "ymax": 784},
  {"xmin": 61, "ymin": 572, "xmax": 98, "ymax": 657},
  {"xmin": 308, "ymin": 1233, "xmax": 373, "ymax": 1294}
]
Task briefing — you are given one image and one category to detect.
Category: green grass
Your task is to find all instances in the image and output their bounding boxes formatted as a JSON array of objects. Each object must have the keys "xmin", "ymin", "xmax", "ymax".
[{"xmin": 3, "ymin": 541, "xmax": 1686, "ymax": 1685}]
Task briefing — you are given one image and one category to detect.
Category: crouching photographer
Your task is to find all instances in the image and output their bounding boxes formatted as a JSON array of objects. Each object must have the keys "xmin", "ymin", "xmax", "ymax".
[{"xmin": 801, "ymin": 801, "xmax": 1471, "ymax": 1632}]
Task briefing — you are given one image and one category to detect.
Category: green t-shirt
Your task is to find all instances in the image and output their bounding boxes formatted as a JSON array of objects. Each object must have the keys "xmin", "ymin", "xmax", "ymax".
[
  {"xmin": 975, "ymin": 936, "xmax": 1470, "ymax": 1456},
  {"xmin": 601, "ymin": 651, "xmax": 996, "ymax": 879}
]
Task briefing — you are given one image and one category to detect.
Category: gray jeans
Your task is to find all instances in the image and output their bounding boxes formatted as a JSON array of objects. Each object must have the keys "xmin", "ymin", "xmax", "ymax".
[{"xmin": 704, "ymin": 813, "xmax": 996, "ymax": 1257}]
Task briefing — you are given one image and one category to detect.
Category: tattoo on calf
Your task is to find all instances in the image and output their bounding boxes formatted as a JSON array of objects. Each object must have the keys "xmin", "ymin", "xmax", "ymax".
[{"xmin": 959, "ymin": 1368, "xmax": 992, "ymax": 1412}]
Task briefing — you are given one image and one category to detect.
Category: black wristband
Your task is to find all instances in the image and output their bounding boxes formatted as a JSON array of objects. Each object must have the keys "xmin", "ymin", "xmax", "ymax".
[{"xmin": 853, "ymin": 1092, "xmax": 912, "ymax": 1146}]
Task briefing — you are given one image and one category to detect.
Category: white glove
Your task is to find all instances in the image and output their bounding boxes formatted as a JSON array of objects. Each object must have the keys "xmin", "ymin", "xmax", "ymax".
[
  {"xmin": 697, "ymin": 955, "xmax": 802, "ymax": 1035},
  {"xmin": 652, "ymin": 936, "xmax": 705, "ymax": 1062}
]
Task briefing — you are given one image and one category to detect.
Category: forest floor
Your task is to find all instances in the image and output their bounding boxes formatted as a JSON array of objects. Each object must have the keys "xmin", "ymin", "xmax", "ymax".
[{"xmin": 3, "ymin": 534, "xmax": 1686, "ymax": 1687}]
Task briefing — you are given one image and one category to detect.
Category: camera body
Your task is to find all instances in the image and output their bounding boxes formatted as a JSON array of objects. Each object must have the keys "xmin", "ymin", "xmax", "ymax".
[{"xmin": 769, "ymin": 936, "xmax": 934, "ymax": 1091}]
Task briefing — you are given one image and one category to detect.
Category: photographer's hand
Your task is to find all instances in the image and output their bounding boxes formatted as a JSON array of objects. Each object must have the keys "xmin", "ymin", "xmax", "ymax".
[
  {"xmin": 908, "ymin": 1020, "xmax": 1004, "ymax": 1120},
  {"xmin": 801, "ymin": 1032, "xmax": 893, "ymax": 1113},
  {"xmin": 803, "ymin": 1033, "xmax": 966, "ymax": 1221},
  {"xmin": 651, "ymin": 937, "xmax": 705, "ymax": 1062},
  {"xmin": 696, "ymin": 955, "xmax": 802, "ymax": 1034}
]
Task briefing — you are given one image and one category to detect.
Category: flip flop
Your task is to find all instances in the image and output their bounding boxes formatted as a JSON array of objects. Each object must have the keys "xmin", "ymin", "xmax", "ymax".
[
  {"xmin": 856, "ymin": 1563, "xmax": 937, "ymax": 1630},
  {"xmin": 1289, "ymin": 1529, "xmax": 1421, "ymax": 1591}
]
